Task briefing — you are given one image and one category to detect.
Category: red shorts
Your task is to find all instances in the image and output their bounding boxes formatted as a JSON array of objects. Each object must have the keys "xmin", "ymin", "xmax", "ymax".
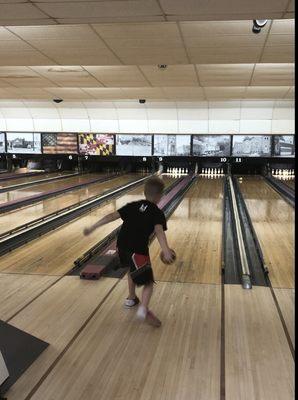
[{"xmin": 118, "ymin": 250, "xmax": 155, "ymax": 286}]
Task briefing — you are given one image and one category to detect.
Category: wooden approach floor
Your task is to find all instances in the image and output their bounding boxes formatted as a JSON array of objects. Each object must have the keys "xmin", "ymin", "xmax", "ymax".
[{"xmin": 0, "ymin": 175, "xmax": 294, "ymax": 400}]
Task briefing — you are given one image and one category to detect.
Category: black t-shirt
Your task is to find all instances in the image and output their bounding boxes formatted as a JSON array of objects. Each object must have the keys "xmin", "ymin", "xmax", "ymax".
[{"xmin": 117, "ymin": 200, "xmax": 167, "ymax": 255}]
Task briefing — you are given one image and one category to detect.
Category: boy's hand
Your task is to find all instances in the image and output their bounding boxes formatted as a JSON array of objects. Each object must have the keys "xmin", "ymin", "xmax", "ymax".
[{"xmin": 162, "ymin": 248, "xmax": 175, "ymax": 263}]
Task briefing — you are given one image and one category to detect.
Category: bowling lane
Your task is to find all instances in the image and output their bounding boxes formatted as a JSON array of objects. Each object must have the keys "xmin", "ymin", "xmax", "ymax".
[
  {"xmin": 0, "ymin": 176, "xmax": 175, "ymax": 275},
  {"xmin": 238, "ymin": 176, "xmax": 294, "ymax": 288},
  {"xmin": 0, "ymin": 171, "xmax": 73, "ymax": 189},
  {"xmin": 0, "ymin": 174, "xmax": 138, "ymax": 234},
  {"xmin": 0, "ymin": 173, "xmax": 103, "ymax": 204},
  {"xmin": 151, "ymin": 177, "xmax": 223, "ymax": 284}
]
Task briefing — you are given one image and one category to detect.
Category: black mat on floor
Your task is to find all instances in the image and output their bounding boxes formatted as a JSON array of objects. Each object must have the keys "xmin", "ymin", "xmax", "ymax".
[{"xmin": 0, "ymin": 320, "xmax": 49, "ymax": 394}]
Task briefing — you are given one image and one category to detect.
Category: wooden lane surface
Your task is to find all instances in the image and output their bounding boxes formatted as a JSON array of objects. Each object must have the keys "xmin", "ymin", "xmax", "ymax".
[
  {"xmin": 151, "ymin": 177, "xmax": 223, "ymax": 284},
  {"xmin": 0, "ymin": 171, "xmax": 73, "ymax": 189},
  {"xmin": 0, "ymin": 173, "xmax": 102, "ymax": 204},
  {"xmin": 0, "ymin": 273, "xmax": 58, "ymax": 321},
  {"xmin": 239, "ymin": 176, "xmax": 294, "ymax": 289},
  {"xmin": 225, "ymin": 285, "xmax": 294, "ymax": 400},
  {"xmin": 0, "ymin": 176, "xmax": 175, "ymax": 276},
  {"xmin": 273, "ymin": 288, "xmax": 295, "ymax": 348},
  {"xmin": 6, "ymin": 279, "xmax": 221, "ymax": 400},
  {"xmin": 0, "ymin": 174, "xmax": 138, "ymax": 234},
  {"xmin": 5, "ymin": 276, "xmax": 117, "ymax": 400}
]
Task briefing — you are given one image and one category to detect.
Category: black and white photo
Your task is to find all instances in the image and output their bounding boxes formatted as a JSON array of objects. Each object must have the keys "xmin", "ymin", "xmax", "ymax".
[
  {"xmin": 273, "ymin": 135, "xmax": 295, "ymax": 157},
  {"xmin": 116, "ymin": 135, "xmax": 152, "ymax": 156},
  {"xmin": 193, "ymin": 135, "xmax": 231, "ymax": 157},
  {"xmin": 0, "ymin": 133, "xmax": 5, "ymax": 153},
  {"xmin": 6, "ymin": 132, "xmax": 41, "ymax": 154},
  {"xmin": 232, "ymin": 135, "xmax": 271, "ymax": 157},
  {"xmin": 154, "ymin": 135, "xmax": 191, "ymax": 156}
]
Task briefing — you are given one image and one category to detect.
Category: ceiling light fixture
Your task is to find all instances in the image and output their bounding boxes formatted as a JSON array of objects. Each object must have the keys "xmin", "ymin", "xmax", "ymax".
[{"xmin": 252, "ymin": 19, "xmax": 268, "ymax": 34}]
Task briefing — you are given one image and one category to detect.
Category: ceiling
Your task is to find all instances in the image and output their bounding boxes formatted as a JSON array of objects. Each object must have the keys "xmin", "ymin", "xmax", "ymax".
[
  {"xmin": 0, "ymin": 6, "xmax": 295, "ymax": 102},
  {"xmin": 0, "ymin": 0, "xmax": 294, "ymax": 26}
]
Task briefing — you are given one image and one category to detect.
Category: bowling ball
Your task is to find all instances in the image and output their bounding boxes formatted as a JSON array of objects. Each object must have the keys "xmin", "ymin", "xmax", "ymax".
[{"xmin": 160, "ymin": 249, "xmax": 176, "ymax": 265}]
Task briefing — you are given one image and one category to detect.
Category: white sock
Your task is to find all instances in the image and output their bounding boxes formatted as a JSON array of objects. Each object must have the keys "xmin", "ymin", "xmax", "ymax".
[{"xmin": 136, "ymin": 305, "xmax": 147, "ymax": 320}]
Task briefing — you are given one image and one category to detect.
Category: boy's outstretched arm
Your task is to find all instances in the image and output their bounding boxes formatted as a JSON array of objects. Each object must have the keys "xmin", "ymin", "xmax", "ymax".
[
  {"xmin": 154, "ymin": 224, "xmax": 174, "ymax": 263},
  {"xmin": 83, "ymin": 211, "xmax": 120, "ymax": 236}
]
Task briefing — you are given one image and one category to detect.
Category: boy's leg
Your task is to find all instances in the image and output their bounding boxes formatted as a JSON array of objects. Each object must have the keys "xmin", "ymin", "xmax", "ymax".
[
  {"xmin": 141, "ymin": 282, "xmax": 153, "ymax": 309},
  {"xmin": 137, "ymin": 283, "xmax": 161, "ymax": 327},
  {"xmin": 127, "ymin": 272, "xmax": 136, "ymax": 300},
  {"xmin": 124, "ymin": 272, "xmax": 140, "ymax": 308}
]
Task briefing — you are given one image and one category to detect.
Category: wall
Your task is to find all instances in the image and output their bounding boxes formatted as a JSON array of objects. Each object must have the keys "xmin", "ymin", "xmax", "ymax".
[{"xmin": 0, "ymin": 100, "xmax": 294, "ymax": 135}]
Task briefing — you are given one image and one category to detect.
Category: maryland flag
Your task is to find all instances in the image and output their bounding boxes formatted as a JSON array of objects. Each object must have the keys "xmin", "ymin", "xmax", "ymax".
[
  {"xmin": 42, "ymin": 133, "xmax": 78, "ymax": 154},
  {"xmin": 79, "ymin": 134, "xmax": 115, "ymax": 156}
]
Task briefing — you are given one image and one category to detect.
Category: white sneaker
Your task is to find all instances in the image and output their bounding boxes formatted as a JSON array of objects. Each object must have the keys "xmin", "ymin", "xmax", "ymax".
[
  {"xmin": 124, "ymin": 297, "xmax": 140, "ymax": 308},
  {"xmin": 136, "ymin": 305, "xmax": 147, "ymax": 321}
]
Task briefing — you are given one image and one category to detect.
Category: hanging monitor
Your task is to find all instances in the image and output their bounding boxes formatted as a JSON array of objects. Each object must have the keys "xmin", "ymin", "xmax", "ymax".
[
  {"xmin": 193, "ymin": 135, "xmax": 231, "ymax": 157},
  {"xmin": 6, "ymin": 132, "xmax": 41, "ymax": 154},
  {"xmin": 154, "ymin": 135, "xmax": 191, "ymax": 156},
  {"xmin": 232, "ymin": 135, "xmax": 271, "ymax": 157},
  {"xmin": 79, "ymin": 133, "xmax": 115, "ymax": 156},
  {"xmin": 273, "ymin": 135, "xmax": 295, "ymax": 157},
  {"xmin": 116, "ymin": 135, "xmax": 152, "ymax": 156},
  {"xmin": 42, "ymin": 133, "xmax": 78, "ymax": 154}
]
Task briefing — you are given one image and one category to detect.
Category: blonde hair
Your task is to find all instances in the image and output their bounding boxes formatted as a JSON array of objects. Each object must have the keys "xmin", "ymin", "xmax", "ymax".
[{"xmin": 144, "ymin": 177, "xmax": 165, "ymax": 198}]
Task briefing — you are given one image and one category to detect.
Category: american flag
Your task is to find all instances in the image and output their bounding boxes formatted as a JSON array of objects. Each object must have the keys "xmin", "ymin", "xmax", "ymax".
[{"xmin": 42, "ymin": 133, "xmax": 78, "ymax": 154}]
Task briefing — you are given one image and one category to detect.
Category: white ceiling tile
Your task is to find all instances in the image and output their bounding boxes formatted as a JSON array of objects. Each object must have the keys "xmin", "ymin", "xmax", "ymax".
[
  {"xmin": 261, "ymin": 45, "xmax": 294, "ymax": 62},
  {"xmin": 197, "ymin": 64, "xmax": 253, "ymax": 86},
  {"xmin": 0, "ymin": 3, "xmax": 47, "ymax": 19},
  {"xmin": 93, "ymin": 22, "xmax": 180, "ymax": 39},
  {"xmin": 204, "ymin": 86, "xmax": 246, "ymax": 100},
  {"xmin": 266, "ymin": 34, "xmax": 294, "ymax": 46},
  {"xmin": 44, "ymin": 87, "xmax": 94, "ymax": 99},
  {"xmin": 0, "ymin": 19, "xmax": 57, "ymax": 26},
  {"xmin": 37, "ymin": 0, "xmax": 162, "ymax": 19},
  {"xmin": 8, "ymin": 25, "xmax": 100, "ymax": 40},
  {"xmin": 56, "ymin": 16, "xmax": 165, "ymax": 24},
  {"xmin": 122, "ymin": 87, "xmax": 165, "ymax": 99},
  {"xmin": 83, "ymin": 66, "xmax": 148, "ymax": 87},
  {"xmin": 162, "ymin": 86, "xmax": 205, "ymax": 100},
  {"xmin": 184, "ymin": 34, "xmax": 266, "ymax": 48},
  {"xmin": 82, "ymin": 87, "xmax": 127, "ymax": 99},
  {"xmin": 245, "ymin": 86, "xmax": 290, "ymax": 99},
  {"xmin": 270, "ymin": 19, "xmax": 294, "ymax": 34},
  {"xmin": 140, "ymin": 65, "xmax": 198, "ymax": 86},
  {"xmin": 160, "ymin": 0, "xmax": 289, "ymax": 14},
  {"xmin": 189, "ymin": 47, "xmax": 262, "ymax": 63},
  {"xmin": 251, "ymin": 63, "xmax": 294, "ymax": 86},
  {"xmin": 0, "ymin": 51, "xmax": 55, "ymax": 65},
  {"xmin": 180, "ymin": 20, "xmax": 268, "ymax": 36},
  {"xmin": 0, "ymin": 27, "xmax": 19, "ymax": 40}
]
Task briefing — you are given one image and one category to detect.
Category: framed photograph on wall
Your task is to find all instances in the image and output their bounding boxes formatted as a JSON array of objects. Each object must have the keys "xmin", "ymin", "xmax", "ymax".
[
  {"xmin": 232, "ymin": 135, "xmax": 271, "ymax": 157},
  {"xmin": 153, "ymin": 135, "xmax": 191, "ymax": 156},
  {"xmin": 116, "ymin": 135, "xmax": 152, "ymax": 156},
  {"xmin": 192, "ymin": 135, "xmax": 231, "ymax": 157},
  {"xmin": 79, "ymin": 133, "xmax": 115, "ymax": 156},
  {"xmin": 6, "ymin": 132, "xmax": 41, "ymax": 154},
  {"xmin": 42, "ymin": 133, "xmax": 78, "ymax": 154},
  {"xmin": 273, "ymin": 135, "xmax": 295, "ymax": 157},
  {"xmin": 0, "ymin": 133, "xmax": 5, "ymax": 153}
]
